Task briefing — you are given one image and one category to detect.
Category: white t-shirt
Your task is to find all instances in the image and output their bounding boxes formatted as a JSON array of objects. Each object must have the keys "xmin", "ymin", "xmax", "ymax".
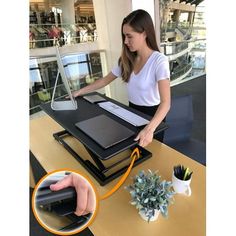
[{"xmin": 111, "ymin": 51, "xmax": 170, "ymax": 106}]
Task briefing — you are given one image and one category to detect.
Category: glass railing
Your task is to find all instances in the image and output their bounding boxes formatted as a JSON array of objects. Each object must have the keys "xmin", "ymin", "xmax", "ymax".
[
  {"xmin": 178, "ymin": 22, "xmax": 191, "ymax": 30},
  {"xmin": 190, "ymin": 38, "xmax": 206, "ymax": 76},
  {"xmin": 161, "ymin": 38, "xmax": 206, "ymax": 82},
  {"xmin": 29, "ymin": 50, "xmax": 107, "ymax": 115},
  {"xmin": 165, "ymin": 22, "xmax": 177, "ymax": 32},
  {"xmin": 29, "ymin": 23, "xmax": 98, "ymax": 49},
  {"xmin": 170, "ymin": 62, "xmax": 192, "ymax": 81},
  {"xmin": 161, "ymin": 21, "xmax": 191, "ymax": 40},
  {"xmin": 161, "ymin": 41, "xmax": 189, "ymax": 56},
  {"xmin": 161, "ymin": 38, "xmax": 206, "ymax": 56},
  {"xmin": 164, "ymin": 22, "xmax": 191, "ymax": 32},
  {"xmin": 160, "ymin": 38, "xmax": 206, "ymax": 56}
]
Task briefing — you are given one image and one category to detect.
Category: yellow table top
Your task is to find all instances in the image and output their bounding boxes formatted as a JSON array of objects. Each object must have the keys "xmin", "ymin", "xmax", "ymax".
[{"xmin": 30, "ymin": 115, "xmax": 206, "ymax": 236}]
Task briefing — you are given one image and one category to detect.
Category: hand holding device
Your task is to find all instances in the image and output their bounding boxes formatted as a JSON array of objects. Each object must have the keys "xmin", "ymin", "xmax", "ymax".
[{"xmin": 50, "ymin": 173, "xmax": 96, "ymax": 216}]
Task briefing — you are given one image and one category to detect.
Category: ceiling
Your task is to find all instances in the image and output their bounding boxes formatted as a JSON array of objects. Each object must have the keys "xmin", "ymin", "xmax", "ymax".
[
  {"xmin": 29, "ymin": 0, "xmax": 205, "ymax": 12},
  {"xmin": 30, "ymin": 0, "xmax": 94, "ymax": 13},
  {"xmin": 180, "ymin": 0, "xmax": 204, "ymax": 6}
]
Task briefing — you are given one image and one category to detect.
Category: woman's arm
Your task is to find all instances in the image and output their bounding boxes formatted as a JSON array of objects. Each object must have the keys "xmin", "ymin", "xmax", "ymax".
[
  {"xmin": 146, "ymin": 79, "xmax": 171, "ymax": 132},
  {"xmin": 135, "ymin": 79, "xmax": 171, "ymax": 147},
  {"xmin": 72, "ymin": 72, "xmax": 117, "ymax": 97}
]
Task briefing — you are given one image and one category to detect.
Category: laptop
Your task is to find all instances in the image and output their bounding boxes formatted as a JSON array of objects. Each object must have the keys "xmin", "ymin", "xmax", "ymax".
[{"xmin": 75, "ymin": 114, "xmax": 135, "ymax": 149}]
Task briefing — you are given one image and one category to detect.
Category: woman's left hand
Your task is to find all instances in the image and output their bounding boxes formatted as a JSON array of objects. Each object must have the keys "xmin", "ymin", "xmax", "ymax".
[{"xmin": 134, "ymin": 126, "xmax": 154, "ymax": 147}]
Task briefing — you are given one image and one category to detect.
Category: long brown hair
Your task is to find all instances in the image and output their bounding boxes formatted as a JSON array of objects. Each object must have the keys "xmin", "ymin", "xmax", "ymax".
[{"xmin": 119, "ymin": 9, "xmax": 160, "ymax": 82}]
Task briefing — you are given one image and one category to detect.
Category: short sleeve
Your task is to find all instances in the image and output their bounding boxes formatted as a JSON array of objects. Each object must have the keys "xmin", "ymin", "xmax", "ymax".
[
  {"xmin": 155, "ymin": 55, "xmax": 170, "ymax": 81},
  {"xmin": 111, "ymin": 65, "xmax": 121, "ymax": 77}
]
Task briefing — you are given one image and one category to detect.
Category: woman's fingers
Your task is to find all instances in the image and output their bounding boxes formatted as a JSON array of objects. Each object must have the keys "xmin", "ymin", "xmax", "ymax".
[
  {"xmin": 75, "ymin": 183, "xmax": 89, "ymax": 216},
  {"xmin": 50, "ymin": 173, "xmax": 96, "ymax": 217},
  {"xmin": 86, "ymin": 188, "xmax": 96, "ymax": 213},
  {"xmin": 50, "ymin": 175, "xmax": 72, "ymax": 191}
]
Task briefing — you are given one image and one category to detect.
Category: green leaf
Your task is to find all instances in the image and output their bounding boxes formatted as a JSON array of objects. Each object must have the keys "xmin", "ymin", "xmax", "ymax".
[
  {"xmin": 150, "ymin": 197, "xmax": 156, "ymax": 201},
  {"xmin": 137, "ymin": 178, "xmax": 143, "ymax": 183},
  {"xmin": 144, "ymin": 198, "xmax": 149, "ymax": 203}
]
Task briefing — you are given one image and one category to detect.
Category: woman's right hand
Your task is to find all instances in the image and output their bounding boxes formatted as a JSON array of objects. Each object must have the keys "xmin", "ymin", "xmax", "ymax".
[
  {"xmin": 70, "ymin": 72, "xmax": 117, "ymax": 98},
  {"xmin": 65, "ymin": 90, "xmax": 81, "ymax": 99},
  {"xmin": 72, "ymin": 90, "xmax": 82, "ymax": 98},
  {"xmin": 50, "ymin": 173, "xmax": 96, "ymax": 216}
]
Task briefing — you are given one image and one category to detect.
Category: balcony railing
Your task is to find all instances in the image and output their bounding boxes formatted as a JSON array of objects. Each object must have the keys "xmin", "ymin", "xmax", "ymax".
[
  {"xmin": 160, "ymin": 38, "xmax": 206, "ymax": 55},
  {"xmin": 161, "ymin": 38, "xmax": 206, "ymax": 82},
  {"xmin": 171, "ymin": 62, "xmax": 192, "ymax": 81},
  {"xmin": 164, "ymin": 22, "xmax": 191, "ymax": 32},
  {"xmin": 30, "ymin": 23, "xmax": 98, "ymax": 49},
  {"xmin": 161, "ymin": 41, "xmax": 188, "ymax": 56}
]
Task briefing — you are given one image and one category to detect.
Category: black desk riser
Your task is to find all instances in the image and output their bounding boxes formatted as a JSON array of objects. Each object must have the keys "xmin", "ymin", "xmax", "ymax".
[
  {"xmin": 36, "ymin": 186, "xmax": 92, "ymax": 232},
  {"xmin": 40, "ymin": 92, "xmax": 168, "ymax": 185}
]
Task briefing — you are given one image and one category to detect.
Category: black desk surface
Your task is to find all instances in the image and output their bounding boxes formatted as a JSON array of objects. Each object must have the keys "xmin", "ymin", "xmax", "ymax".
[{"xmin": 40, "ymin": 92, "xmax": 168, "ymax": 161}]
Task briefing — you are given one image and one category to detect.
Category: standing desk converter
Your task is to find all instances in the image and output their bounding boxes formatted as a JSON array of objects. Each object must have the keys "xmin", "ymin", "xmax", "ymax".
[
  {"xmin": 30, "ymin": 117, "xmax": 206, "ymax": 236},
  {"xmin": 40, "ymin": 92, "xmax": 168, "ymax": 185}
]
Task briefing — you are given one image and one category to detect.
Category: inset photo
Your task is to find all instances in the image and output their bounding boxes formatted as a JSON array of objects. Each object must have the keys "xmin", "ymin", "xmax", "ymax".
[{"xmin": 32, "ymin": 169, "xmax": 98, "ymax": 235}]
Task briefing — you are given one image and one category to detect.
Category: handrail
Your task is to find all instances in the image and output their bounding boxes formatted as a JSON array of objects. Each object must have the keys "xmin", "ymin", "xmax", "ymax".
[
  {"xmin": 160, "ymin": 38, "xmax": 205, "ymax": 57},
  {"xmin": 160, "ymin": 38, "xmax": 206, "ymax": 47},
  {"xmin": 30, "ymin": 23, "xmax": 96, "ymax": 27},
  {"xmin": 171, "ymin": 63, "xmax": 192, "ymax": 80},
  {"xmin": 30, "ymin": 22, "xmax": 98, "ymax": 49},
  {"xmin": 30, "ymin": 48, "xmax": 106, "ymax": 60}
]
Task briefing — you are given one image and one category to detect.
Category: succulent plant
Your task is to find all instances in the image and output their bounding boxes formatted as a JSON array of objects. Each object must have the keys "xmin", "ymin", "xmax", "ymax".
[{"xmin": 125, "ymin": 170, "xmax": 175, "ymax": 222}]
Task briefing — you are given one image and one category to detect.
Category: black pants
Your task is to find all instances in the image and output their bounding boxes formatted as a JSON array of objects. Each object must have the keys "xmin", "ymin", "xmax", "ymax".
[{"xmin": 129, "ymin": 102, "xmax": 165, "ymax": 142}]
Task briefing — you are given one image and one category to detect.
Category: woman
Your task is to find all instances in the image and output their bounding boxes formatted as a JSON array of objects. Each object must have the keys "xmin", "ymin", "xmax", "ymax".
[{"xmin": 72, "ymin": 9, "xmax": 170, "ymax": 147}]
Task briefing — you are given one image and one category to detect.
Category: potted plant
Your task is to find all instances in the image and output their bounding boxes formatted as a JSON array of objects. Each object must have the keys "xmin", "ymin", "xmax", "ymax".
[{"xmin": 125, "ymin": 170, "xmax": 175, "ymax": 222}]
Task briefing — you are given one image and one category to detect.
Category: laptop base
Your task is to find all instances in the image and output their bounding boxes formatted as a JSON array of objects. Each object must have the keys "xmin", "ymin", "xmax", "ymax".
[{"xmin": 53, "ymin": 130, "xmax": 152, "ymax": 186}]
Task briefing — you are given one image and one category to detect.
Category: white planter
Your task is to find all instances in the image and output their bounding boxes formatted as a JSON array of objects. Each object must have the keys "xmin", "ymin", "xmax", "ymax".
[{"xmin": 139, "ymin": 209, "xmax": 160, "ymax": 222}]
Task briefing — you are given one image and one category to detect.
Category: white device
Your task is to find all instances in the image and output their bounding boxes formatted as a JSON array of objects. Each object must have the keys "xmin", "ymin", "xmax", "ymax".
[
  {"xmin": 98, "ymin": 101, "xmax": 150, "ymax": 127},
  {"xmin": 51, "ymin": 46, "xmax": 78, "ymax": 110}
]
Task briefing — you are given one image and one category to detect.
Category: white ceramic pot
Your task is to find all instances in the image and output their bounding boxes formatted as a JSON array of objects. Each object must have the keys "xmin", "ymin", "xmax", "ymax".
[
  {"xmin": 172, "ymin": 171, "xmax": 192, "ymax": 196},
  {"xmin": 139, "ymin": 209, "xmax": 160, "ymax": 222}
]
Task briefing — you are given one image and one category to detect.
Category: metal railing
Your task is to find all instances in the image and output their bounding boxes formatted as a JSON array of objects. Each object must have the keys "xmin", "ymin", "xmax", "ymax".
[
  {"xmin": 162, "ymin": 38, "xmax": 206, "ymax": 82},
  {"xmin": 161, "ymin": 41, "xmax": 188, "ymax": 56},
  {"xmin": 30, "ymin": 23, "xmax": 98, "ymax": 49},
  {"xmin": 171, "ymin": 62, "xmax": 192, "ymax": 81},
  {"xmin": 160, "ymin": 38, "xmax": 206, "ymax": 55}
]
